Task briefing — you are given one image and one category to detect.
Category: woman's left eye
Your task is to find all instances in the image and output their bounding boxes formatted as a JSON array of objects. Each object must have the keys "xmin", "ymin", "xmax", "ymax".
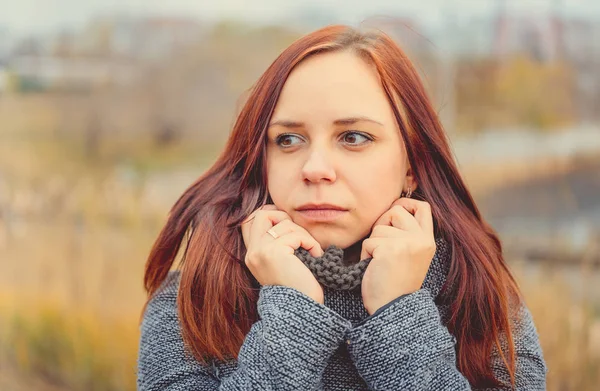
[{"xmin": 341, "ymin": 131, "xmax": 372, "ymax": 146}]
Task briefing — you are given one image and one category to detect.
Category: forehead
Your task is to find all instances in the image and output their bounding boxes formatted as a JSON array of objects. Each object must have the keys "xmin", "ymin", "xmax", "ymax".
[{"xmin": 272, "ymin": 50, "xmax": 394, "ymax": 124}]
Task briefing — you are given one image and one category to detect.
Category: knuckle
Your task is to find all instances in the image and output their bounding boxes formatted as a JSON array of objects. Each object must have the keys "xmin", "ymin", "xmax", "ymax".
[
  {"xmin": 246, "ymin": 246, "xmax": 269, "ymax": 265},
  {"xmin": 419, "ymin": 239, "xmax": 436, "ymax": 257},
  {"xmin": 392, "ymin": 205, "xmax": 406, "ymax": 216},
  {"xmin": 278, "ymin": 219, "xmax": 293, "ymax": 228},
  {"xmin": 245, "ymin": 251, "xmax": 257, "ymax": 265},
  {"xmin": 376, "ymin": 225, "xmax": 389, "ymax": 236},
  {"xmin": 428, "ymin": 240, "xmax": 437, "ymax": 254}
]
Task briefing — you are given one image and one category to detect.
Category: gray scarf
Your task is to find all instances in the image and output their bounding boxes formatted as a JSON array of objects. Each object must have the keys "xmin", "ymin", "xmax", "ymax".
[{"xmin": 294, "ymin": 237, "xmax": 451, "ymax": 296}]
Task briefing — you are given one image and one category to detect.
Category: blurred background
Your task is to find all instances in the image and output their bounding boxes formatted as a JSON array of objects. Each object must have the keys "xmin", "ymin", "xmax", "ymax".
[{"xmin": 0, "ymin": 0, "xmax": 599, "ymax": 390}]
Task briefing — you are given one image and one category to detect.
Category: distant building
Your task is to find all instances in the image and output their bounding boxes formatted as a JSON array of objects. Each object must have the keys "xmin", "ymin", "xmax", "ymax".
[
  {"xmin": 86, "ymin": 15, "xmax": 206, "ymax": 61},
  {"xmin": 366, "ymin": 16, "xmax": 428, "ymax": 56},
  {"xmin": 0, "ymin": 24, "xmax": 10, "ymax": 59},
  {"xmin": 430, "ymin": 10, "xmax": 600, "ymax": 65},
  {"xmin": 5, "ymin": 15, "xmax": 206, "ymax": 91},
  {"xmin": 490, "ymin": 11, "xmax": 600, "ymax": 64},
  {"xmin": 9, "ymin": 54, "xmax": 138, "ymax": 91},
  {"xmin": 562, "ymin": 17, "xmax": 600, "ymax": 63},
  {"xmin": 493, "ymin": 13, "xmax": 561, "ymax": 61}
]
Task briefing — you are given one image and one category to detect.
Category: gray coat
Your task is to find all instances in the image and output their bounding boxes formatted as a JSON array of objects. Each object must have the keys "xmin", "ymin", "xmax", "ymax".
[{"xmin": 137, "ymin": 238, "xmax": 547, "ymax": 390}]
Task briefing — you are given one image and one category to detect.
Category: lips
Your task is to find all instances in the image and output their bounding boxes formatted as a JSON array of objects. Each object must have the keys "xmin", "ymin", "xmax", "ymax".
[
  {"xmin": 295, "ymin": 204, "xmax": 349, "ymax": 222},
  {"xmin": 296, "ymin": 203, "xmax": 348, "ymax": 211}
]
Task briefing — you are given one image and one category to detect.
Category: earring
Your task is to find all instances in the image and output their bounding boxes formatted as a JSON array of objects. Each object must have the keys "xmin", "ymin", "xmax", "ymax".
[{"xmin": 401, "ymin": 186, "xmax": 412, "ymax": 198}]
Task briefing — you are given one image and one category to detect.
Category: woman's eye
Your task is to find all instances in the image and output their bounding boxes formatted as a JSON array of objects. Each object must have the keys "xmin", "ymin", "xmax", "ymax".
[
  {"xmin": 275, "ymin": 134, "xmax": 303, "ymax": 148},
  {"xmin": 342, "ymin": 131, "xmax": 372, "ymax": 146},
  {"xmin": 274, "ymin": 131, "xmax": 372, "ymax": 148}
]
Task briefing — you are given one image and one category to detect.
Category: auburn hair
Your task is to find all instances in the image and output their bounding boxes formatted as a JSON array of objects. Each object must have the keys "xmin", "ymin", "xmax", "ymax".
[{"xmin": 143, "ymin": 25, "xmax": 521, "ymax": 388}]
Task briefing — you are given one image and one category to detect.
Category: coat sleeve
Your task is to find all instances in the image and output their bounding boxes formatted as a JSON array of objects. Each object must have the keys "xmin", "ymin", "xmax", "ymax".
[
  {"xmin": 137, "ymin": 271, "xmax": 352, "ymax": 391},
  {"xmin": 346, "ymin": 289, "xmax": 548, "ymax": 391}
]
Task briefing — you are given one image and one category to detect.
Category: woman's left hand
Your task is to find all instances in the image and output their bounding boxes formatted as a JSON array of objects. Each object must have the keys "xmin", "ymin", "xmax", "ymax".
[{"xmin": 360, "ymin": 197, "xmax": 437, "ymax": 315}]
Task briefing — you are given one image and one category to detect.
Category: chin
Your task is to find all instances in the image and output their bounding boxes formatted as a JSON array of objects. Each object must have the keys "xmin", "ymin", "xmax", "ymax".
[
  {"xmin": 294, "ymin": 220, "xmax": 363, "ymax": 250},
  {"xmin": 313, "ymin": 233, "xmax": 356, "ymax": 251}
]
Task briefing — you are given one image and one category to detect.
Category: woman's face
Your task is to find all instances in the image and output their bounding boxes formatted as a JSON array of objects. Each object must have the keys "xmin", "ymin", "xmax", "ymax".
[{"xmin": 266, "ymin": 50, "xmax": 416, "ymax": 250}]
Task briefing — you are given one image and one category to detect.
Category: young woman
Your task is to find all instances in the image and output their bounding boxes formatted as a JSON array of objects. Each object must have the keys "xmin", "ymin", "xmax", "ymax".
[{"xmin": 137, "ymin": 25, "xmax": 547, "ymax": 390}]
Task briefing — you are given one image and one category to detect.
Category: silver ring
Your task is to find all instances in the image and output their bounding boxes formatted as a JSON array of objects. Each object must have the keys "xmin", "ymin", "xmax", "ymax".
[{"xmin": 267, "ymin": 228, "xmax": 279, "ymax": 239}]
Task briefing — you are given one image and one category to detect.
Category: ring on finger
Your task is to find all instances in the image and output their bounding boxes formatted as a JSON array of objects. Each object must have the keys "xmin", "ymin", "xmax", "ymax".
[{"xmin": 267, "ymin": 228, "xmax": 279, "ymax": 239}]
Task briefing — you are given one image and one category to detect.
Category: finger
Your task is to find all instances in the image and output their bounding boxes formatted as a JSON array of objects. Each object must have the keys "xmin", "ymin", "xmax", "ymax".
[
  {"xmin": 393, "ymin": 198, "xmax": 434, "ymax": 238},
  {"xmin": 370, "ymin": 224, "xmax": 411, "ymax": 239},
  {"xmin": 273, "ymin": 220, "xmax": 324, "ymax": 257},
  {"xmin": 274, "ymin": 230, "xmax": 324, "ymax": 258},
  {"xmin": 242, "ymin": 204, "xmax": 279, "ymax": 226},
  {"xmin": 373, "ymin": 204, "xmax": 420, "ymax": 232},
  {"xmin": 248, "ymin": 210, "xmax": 291, "ymax": 247},
  {"xmin": 265, "ymin": 219, "xmax": 323, "ymax": 256},
  {"xmin": 360, "ymin": 237, "xmax": 385, "ymax": 260},
  {"xmin": 241, "ymin": 204, "xmax": 280, "ymax": 242}
]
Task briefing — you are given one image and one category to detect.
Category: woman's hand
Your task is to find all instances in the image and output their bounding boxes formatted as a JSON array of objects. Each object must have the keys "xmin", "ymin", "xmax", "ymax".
[
  {"xmin": 241, "ymin": 204, "xmax": 326, "ymax": 304},
  {"xmin": 360, "ymin": 198, "xmax": 437, "ymax": 315}
]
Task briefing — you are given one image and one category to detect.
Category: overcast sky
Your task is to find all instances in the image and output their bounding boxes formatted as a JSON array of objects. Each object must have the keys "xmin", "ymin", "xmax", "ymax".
[{"xmin": 1, "ymin": 0, "xmax": 599, "ymax": 36}]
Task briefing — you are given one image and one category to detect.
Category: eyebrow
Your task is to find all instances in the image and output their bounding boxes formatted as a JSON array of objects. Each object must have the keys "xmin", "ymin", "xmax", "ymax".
[{"xmin": 268, "ymin": 116, "xmax": 384, "ymax": 128}]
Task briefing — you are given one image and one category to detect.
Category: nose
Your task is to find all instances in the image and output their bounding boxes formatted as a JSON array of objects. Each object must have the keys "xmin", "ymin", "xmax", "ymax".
[{"xmin": 301, "ymin": 150, "xmax": 337, "ymax": 184}]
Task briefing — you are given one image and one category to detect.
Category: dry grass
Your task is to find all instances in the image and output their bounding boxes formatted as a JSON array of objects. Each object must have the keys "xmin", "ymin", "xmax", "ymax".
[
  {"xmin": 513, "ymin": 261, "xmax": 600, "ymax": 389},
  {"xmin": 0, "ymin": 296, "xmax": 139, "ymax": 391},
  {"xmin": 2, "ymin": 238, "xmax": 599, "ymax": 390},
  {"xmin": 0, "ymin": 219, "xmax": 154, "ymax": 391}
]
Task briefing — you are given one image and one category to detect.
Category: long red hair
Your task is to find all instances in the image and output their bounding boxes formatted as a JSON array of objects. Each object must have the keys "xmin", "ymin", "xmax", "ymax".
[{"xmin": 143, "ymin": 25, "xmax": 521, "ymax": 388}]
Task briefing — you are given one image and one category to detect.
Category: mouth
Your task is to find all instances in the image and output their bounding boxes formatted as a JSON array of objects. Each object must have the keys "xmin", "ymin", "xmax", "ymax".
[
  {"xmin": 296, "ymin": 203, "xmax": 348, "ymax": 212},
  {"xmin": 295, "ymin": 204, "xmax": 349, "ymax": 222}
]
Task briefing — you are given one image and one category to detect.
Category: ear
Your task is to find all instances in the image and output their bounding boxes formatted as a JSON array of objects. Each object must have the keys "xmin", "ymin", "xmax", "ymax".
[{"xmin": 404, "ymin": 167, "xmax": 418, "ymax": 193}]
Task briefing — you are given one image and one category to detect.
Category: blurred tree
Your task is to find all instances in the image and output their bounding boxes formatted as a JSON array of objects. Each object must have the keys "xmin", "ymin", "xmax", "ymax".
[
  {"xmin": 495, "ymin": 55, "xmax": 575, "ymax": 129},
  {"xmin": 455, "ymin": 55, "xmax": 576, "ymax": 132},
  {"xmin": 455, "ymin": 58, "xmax": 499, "ymax": 133}
]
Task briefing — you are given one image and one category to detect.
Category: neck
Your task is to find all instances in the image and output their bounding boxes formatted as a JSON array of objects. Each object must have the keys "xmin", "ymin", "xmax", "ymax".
[{"xmin": 342, "ymin": 235, "xmax": 367, "ymax": 265}]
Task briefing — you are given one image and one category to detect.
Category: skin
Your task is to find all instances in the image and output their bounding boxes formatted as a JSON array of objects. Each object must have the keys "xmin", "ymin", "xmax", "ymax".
[
  {"xmin": 245, "ymin": 49, "xmax": 436, "ymax": 313},
  {"xmin": 266, "ymin": 49, "xmax": 415, "ymax": 251}
]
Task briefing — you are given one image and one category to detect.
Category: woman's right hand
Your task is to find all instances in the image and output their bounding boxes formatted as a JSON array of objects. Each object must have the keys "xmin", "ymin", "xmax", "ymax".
[{"xmin": 241, "ymin": 204, "xmax": 325, "ymax": 304}]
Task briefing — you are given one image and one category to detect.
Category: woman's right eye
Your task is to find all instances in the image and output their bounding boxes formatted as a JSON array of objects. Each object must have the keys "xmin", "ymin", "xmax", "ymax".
[{"xmin": 275, "ymin": 134, "xmax": 303, "ymax": 148}]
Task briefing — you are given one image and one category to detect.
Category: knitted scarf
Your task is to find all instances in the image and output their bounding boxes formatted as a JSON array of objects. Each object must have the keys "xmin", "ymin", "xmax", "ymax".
[{"xmin": 294, "ymin": 237, "xmax": 451, "ymax": 296}]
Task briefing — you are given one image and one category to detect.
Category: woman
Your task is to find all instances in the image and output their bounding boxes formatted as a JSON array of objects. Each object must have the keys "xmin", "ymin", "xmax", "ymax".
[{"xmin": 137, "ymin": 25, "xmax": 547, "ymax": 390}]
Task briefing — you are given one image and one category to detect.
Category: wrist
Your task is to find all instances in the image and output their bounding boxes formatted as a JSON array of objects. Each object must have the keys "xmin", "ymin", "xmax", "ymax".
[{"xmin": 366, "ymin": 290, "xmax": 415, "ymax": 315}]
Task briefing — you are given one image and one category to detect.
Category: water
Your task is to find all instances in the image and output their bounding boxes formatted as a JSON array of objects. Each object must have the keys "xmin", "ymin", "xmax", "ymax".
[
  {"xmin": 477, "ymin": 159, "xmax": 600, "ymax": 305},
  {"xmin": 479, "ymin": 159, "xmax": 600, "ymax": 252}
]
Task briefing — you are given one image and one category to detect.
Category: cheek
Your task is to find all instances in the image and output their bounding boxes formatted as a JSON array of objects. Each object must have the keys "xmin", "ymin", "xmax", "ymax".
[
  {"xmin": 266, "ymin": 163, "xmax": 294, "ymax": 206},
  {"xmin": 351, "ymin": 159, "xmax": 404, "ymax": 221},
  {"xmin": 356, "ymin": 182, "xmax": 398, "ymax": 221}
]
